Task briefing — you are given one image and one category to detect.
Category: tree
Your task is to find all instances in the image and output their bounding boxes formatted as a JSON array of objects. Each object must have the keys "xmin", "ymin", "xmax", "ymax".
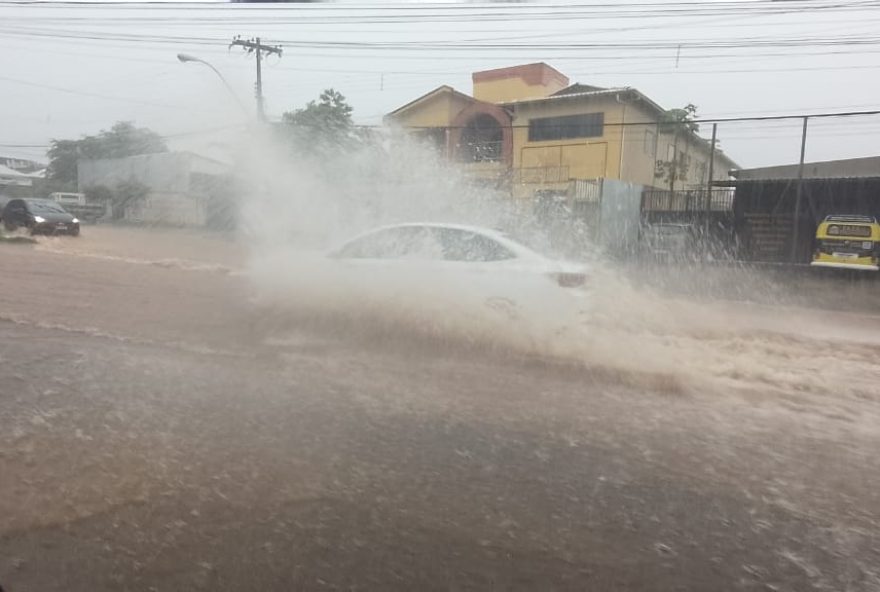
[
  {"xmin": 47, "ymin": 122, "xmax": 167, "ymax": 190},
  {"xmin": 654, "ymin": 104, "xmax": 698, "ymax": 192},
  {"xmin": 280, "ymin": 89, "xmax": 360, "ymax": 154}
]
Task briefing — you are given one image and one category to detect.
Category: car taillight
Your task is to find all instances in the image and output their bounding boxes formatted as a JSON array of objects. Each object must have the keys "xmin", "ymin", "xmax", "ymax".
[{"xmin": 551, "ymin": 272, "xmax": 586, "ymax": 288}]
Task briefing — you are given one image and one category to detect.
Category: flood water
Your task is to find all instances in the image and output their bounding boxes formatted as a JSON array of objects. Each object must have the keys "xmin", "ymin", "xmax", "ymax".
[{"xmin": 2, "ymin": 225, "xmax": 880, "ymax": 591}]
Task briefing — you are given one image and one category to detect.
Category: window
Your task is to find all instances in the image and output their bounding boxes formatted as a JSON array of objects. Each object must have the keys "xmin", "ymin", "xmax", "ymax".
[
  {"xmin": 459, "ymin": 114, "xmax": 503, "ymax": 162},
  {"xmin": 334, "ymin": 226, "xmax": 443, "ymax": 260},
  {"xmin": 644, "ymin": 129, "xmax": 656, "ymax": 155},
  {"xmin": 432, "ymin": 228, "xmax": 515, "ymax": 262},
  {"xmin": 528, "ymin": 113, "xmax": 604, "ymax": 142},
  {"xmin": 696, "ymin": 161, "xmax": 707, "ymax": 184}
]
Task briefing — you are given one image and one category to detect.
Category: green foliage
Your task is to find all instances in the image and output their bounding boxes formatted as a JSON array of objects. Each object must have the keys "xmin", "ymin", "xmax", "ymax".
[
  {"xmin": 280, "ymin": 89, "xmax": 362, "ymax": 154},
  {"xmin": 47, "ymin": 122, "xmax": 167, "ymax": 189},
  {"xmin": 658, "ymin": 103, "xmax": 699, "ymax": 134}
]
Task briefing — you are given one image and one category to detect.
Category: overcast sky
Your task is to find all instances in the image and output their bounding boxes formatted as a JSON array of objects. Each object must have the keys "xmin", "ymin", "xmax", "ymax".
[{"xmin": 2, "ymin": 0, "xmax": 880, "ymax": 169}]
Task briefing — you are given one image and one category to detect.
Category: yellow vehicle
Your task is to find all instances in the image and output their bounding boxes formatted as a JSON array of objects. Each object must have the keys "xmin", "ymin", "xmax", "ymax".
[{"xmin": 811, "ymin": 215, "xmax": 880, "ymax": 271}]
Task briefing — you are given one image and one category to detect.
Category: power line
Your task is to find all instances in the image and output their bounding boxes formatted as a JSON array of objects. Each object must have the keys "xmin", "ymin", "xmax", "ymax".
[
  {"xmin": 0, "ymin": 123, "xmax": 247, "ymax": 151},
  {"xmin": 0, "ymin": 74, "xmax": 197, "ymax": 112}
]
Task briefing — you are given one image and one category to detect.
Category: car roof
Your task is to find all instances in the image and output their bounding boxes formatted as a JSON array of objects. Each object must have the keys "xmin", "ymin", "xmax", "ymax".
[
  {"xmin": 336, "ymin": 222, "xmax": 546, "ymax": 260},
  {"xmin": 824, "ymin": 215, "xmax": 876, "ymax": 223},
  {"xmin": 366, "ymin": 222, "xmax": 509, "ymax": 238}
]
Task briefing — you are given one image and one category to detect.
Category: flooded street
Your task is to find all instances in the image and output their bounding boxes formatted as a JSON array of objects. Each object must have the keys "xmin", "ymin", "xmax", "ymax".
[{"xmin": 2, "ymin": 226, "xmax": 880, "ymax": 591}]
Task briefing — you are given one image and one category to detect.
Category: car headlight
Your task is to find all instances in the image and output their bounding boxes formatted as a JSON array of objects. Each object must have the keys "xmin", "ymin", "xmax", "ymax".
[
  {"xmin": 33, "ymin": 215, "xmax": 45, "ymax": 223},
  {"xmin": 72, "ymin": 218, "xmax": 79, "ymax": 224},
  {"xmin": 863, "ymin": 241, "xmax": 873, "ymax": 250}
]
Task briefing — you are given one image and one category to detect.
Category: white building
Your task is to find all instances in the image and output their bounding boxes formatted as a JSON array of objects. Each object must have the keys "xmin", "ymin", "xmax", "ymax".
[{"xmin": 78, "ymin": 152, "xmax": 231, "ymax": 227}]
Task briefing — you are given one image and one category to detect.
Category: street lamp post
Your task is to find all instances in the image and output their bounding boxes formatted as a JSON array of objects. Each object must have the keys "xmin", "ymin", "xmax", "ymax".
[{"xmin": 176, "ymin": 53, "xmax": 249, "ymax": 118}]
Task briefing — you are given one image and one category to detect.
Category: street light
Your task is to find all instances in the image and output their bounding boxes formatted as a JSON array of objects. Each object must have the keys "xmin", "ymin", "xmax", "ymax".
[{"xmin": 176, "ymin": 53, "xmax": 249, "ymax": 117}]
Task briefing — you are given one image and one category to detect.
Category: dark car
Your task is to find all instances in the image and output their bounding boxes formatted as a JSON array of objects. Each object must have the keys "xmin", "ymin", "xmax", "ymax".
[{"xmin": 2, "ymin": 198, "xmax": 80, "ymax": 236}]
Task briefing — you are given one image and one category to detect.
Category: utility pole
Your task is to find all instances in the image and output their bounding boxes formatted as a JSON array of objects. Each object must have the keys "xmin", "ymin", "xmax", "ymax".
[
  {"xmin": 704, "ymin": 122, "xmax": 717, "ymax": 249},
  {"xmin": 230, "ymin": 36, "xmax": 282, "ymax": 122},
  {"xmin": 790, "ymin": 116, "xmax": 809, "ymax": 263}
]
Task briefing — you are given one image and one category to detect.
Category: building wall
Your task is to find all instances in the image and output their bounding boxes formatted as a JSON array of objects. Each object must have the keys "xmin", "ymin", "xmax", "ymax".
[
  {"xmin": 472, "ymin": 63, "xmax": 569, "ymax": 103},
  {"xmin": 125, "ymin": 191, "xmax": 207, "ymax": 226},
  {"xmin": 79, "ymin": 153, "xmax": 191, "ymax": 194},
  {"xmin": 389, "ymin": 92, "xmax": 474, "ymax": 129},
  {"xmin": 619, "ymin": 102, "xmax": 663, "ymax": 188},
  {"xmin": 78, "ymin": 152, "xmax": 228, "ymax": 227},
  {"xmin": 473, "ymin": 77, "xmax": 562, "ymax": 103},
  {"xmin": 386, "ymin": 83, "xmax": 737, "ymax": 199},
  {"xmin": 509, "ymin": 96, "xmax": 626, "ymax": 198}
]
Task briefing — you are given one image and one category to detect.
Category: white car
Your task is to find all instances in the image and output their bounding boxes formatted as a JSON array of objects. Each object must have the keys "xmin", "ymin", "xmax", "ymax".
[
  {"xmin": 328, "ymin": 222, "xmax": 589, "ymax": 289},
  {"xmin": 249, "ymin": 223, "xmax": 591, "ymax": 345}
]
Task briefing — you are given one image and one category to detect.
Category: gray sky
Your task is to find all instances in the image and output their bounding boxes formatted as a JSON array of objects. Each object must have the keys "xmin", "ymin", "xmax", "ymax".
[{"xmin": 2, "ymin": 0, "xmax": 880, "ymax": 168}]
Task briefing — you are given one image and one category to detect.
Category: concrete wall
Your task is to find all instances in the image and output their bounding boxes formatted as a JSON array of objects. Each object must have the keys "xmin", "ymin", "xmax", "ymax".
[{"xmin": 124, "ymin": 191, "xmax": 207, "ymax": 226}]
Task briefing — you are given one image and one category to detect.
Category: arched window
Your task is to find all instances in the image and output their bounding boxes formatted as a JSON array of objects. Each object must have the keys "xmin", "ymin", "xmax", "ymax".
[{"xmin": 459, "ymin": 114, "xmax": 503, "ymax": 162}]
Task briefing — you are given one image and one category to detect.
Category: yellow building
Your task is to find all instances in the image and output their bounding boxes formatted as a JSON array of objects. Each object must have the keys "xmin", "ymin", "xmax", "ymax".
[{"xmin": 385, "ymin": 63, "xmax": 737, "ymax": 199}]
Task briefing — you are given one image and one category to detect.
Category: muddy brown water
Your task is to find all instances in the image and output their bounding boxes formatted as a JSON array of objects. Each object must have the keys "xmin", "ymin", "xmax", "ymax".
[{"xmin": 1, "ymin": 226, "xmax": 879, "ymax": 591}]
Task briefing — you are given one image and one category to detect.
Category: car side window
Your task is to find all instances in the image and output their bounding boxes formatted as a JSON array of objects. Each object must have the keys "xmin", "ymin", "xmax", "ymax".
[
  {"xmin": 335, "ymin": 227, "xmax": 443, "ymax": 260},
  {"xmin": 434, "ymin": 228, "xmax": 515, "ymax": 262},
  {"xmin": 5, "ymin": 200, "xmax": 25, "ymax": 217}
]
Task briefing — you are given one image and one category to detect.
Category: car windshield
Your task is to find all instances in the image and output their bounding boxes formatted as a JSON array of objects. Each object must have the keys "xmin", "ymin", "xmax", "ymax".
[
  {"xmin": 27, "ymin": 200, "xmax": 68, "ymax": 214},
  {"xmin": 3, "ymin": 3, "xmax": 878, "ymax": 592}
]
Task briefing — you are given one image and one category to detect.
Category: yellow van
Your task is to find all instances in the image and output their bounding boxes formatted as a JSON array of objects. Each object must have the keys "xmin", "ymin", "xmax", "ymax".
[{"xmin": 811, "ymin": 215, "xmax": 880, "ymax": 271}]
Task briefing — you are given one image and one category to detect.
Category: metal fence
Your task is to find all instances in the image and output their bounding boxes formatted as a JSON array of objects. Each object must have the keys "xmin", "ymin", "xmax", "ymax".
[{"xmin": 642, "ymin": 188, "xmax": 735, "ymax": 213}]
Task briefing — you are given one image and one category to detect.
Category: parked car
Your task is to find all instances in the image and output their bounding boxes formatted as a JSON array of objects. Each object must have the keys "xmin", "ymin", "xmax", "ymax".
[
  {"xmin": 329, "ymin": 222, "xmax": 589, "ymax": 288},
  {"xmin": 49, "ymin": 192, "xmax": 106, "ymax": 223},
  {"xmin": 811, "ymin": 214, "xmax": 880, "ymax": 271},
  {"xmin": 640, "ymin": 223, "xmax": 700, "ymax": 263},
  {"xmin": 2, "ymin": 198, "xmax": 80, "ymax": 236},
  {"xmin": 49, "ymin": 192, "xmax": 87, "ymax": 207}
]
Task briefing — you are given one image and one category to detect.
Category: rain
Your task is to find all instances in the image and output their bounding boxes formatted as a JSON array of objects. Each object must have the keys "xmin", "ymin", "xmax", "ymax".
[{"xmin": 2, "ymin": 2, "xmax": 880, "ymax": 591}]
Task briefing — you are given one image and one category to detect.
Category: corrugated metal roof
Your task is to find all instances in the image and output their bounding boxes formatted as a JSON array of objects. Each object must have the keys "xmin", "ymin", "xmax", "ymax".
[
  {"xmin": 716, "ymin": 176, "xmax": 880, "ymax": 186},
  {"xmin": 732, "ymin": 156, "xmax": 880, "ymax": 181},
  {"xmin": 0, "ymin": 164, "xmax": 29, "ymax": 178}
]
